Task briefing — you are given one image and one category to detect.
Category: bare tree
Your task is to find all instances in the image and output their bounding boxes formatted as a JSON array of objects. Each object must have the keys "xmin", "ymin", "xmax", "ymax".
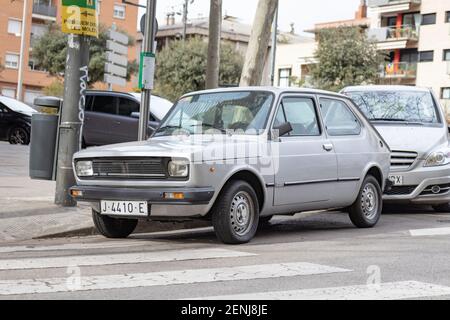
[
  {"xmin": 206, "ymin": 0, "xmax": 222, "ymax": 89},
  {"xmin": 240, "ymin": 0, "xmax": 278, "ymax": 86}
]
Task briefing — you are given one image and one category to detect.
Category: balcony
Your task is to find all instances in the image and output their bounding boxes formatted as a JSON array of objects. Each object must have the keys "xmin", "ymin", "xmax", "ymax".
[
  {"xmin": 368, "ymin": 0, "xmax": 421, "ymax": 14},
  {"xmin": 379, "ymin": 62, "xmax": 417, "ymax": 79},
  {"xmin": 32, "ymin": 4, "xmax": 57, "ymax": 19},
  {"xmin": 368, "ymin": 25, "xmax": 418, "ymax": 50}
]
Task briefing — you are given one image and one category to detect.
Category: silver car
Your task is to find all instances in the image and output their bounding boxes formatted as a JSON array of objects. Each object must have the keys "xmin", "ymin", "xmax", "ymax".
[
  {"xmin": 70, "ymin": 87, "xmax": 390, "ymax": 244},
  {"xmin": 343, "ymin": 85, "xmax": 450, "ymax": 212}
]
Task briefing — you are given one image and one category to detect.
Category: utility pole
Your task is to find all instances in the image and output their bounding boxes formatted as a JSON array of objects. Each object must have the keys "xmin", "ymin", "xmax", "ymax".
[
  {"xmin": 240, "ymin": 0, "xmax": 278, "ymax": 86},
  {"xmin": 138, "ymin": 0, "xmax": 158, "ymax": 141},
  {"xmin": 16, "ymin": 0, "xmax": 28, "ymax": 101},
  {"xmin": 55, "ymin": 35, "xmax": 89, "ymax": 206},
  {"xmin": 205, "ymin": 0, "xmax": 222, "ymax": 89},
  {"xmin": 182, "ymin": 0, "xmax": 194, "ymax": 41},
  {"xmin": 270, "ymin": 4, "xmax": 279, "ymax": 86}
]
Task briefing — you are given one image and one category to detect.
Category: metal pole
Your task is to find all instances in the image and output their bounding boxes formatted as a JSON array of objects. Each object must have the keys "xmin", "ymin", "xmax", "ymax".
[
  {"xmin": 138, "ymin": 0, "xmax": 157, "ymax": 141},
  {"xmin": 16, "ymin": 0, "xmax": 28, "ymax": 101},
  {"xmin": 270, "ymin": 4, "xmax": 279, "ymax": 86},
  {"xmin": 55, "ymin": 35, "xmax": 89, "ymax": 206},
  {"xmin": 182, "ymin": 0, "xmax": 188, "ymax": 41}
]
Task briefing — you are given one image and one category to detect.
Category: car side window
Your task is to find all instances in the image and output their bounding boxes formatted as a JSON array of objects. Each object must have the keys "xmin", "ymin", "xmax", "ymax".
[
  {"xmin": 84, "ymin": 95, "xmax": 94, "ymax": 111},
  {"xmin": 92, "ymin": 96, "xmax": 117, "ymax": 115},
  {"xmin": 118, "ymin": 98, "xmax": 140, "ymax": 117},
  {"xmin": 0, "ymin": 103, "xmax": 8, "ymax": 113},
  {"xmin": 276, "ymin": 97, "xmax": 320, "ymax": 136},
  {"xmin": 320, "ymin": 98, "xmax": 361, "ymax": 136}
]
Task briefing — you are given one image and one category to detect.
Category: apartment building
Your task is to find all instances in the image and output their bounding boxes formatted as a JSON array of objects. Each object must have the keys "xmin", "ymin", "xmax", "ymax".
[
  {"xmin": 368, "ymin": 0, "xmax": 450, "ymax": 116},
  {"xmin": 0, "ymin": 0, "xmax": 138, "ymax": 104}
]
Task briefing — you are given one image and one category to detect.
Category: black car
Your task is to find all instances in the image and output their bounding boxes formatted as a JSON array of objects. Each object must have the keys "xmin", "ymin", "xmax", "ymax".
[{"xmin": 0, "ymin": 96, "xmax": 37, "ymax": 145}]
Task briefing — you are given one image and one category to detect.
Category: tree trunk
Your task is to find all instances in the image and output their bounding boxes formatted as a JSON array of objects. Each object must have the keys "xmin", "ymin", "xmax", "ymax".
[
  {"xmin": 206, "ymin": 0, "xmax": 222, "ymax": 89},
  {"xmin": 240, "ymin": 0, "xmax": 278, "ymax": 86}
]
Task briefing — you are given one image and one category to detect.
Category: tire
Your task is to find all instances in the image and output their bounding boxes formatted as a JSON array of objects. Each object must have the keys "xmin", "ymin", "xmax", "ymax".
[
  {"xmin": 349, "ymin": 175, "xmax": 383, "ymax": 228},
  {"xmin": 432, "ymin": 203, "xmax": 450, "ymax": 213},
  {"xmin": 92, "ymin": 209, "xmax": 138, "ymax": 239},
  {"xmin": 211, "ymin": 180, "xmax": 259, "ymax": 244},
  {"xmin": 8, "ymin": 126, "xmax": 30, "ymax": 145}
]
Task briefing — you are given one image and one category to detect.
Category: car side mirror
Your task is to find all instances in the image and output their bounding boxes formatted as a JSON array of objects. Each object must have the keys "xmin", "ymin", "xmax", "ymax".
[
  {"xmin": 273, "ymin": 122, "xmax": 293, "ymax": 138},
  {"xmin": 131, "ymin": 112, "xmax": 140, "ymax": 119}
]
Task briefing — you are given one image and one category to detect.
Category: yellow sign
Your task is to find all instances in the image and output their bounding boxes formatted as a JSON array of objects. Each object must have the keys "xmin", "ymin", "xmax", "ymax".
[{"xmin": 61, "ymin": 0, "xmax": 99, "ymax": 37}]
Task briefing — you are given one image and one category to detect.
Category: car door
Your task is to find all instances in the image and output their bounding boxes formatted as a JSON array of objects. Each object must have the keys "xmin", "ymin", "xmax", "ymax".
[
  {"xmin": 318, "ymin": 96, "xmax": 365, "ymax": 206},
  {"xmin": 273, "ymin": 95, "xmax": 338, "ymax": 209},
  {"xmin": 84, "ymin": 94, "xmax": 118, "ymax": 146},
  {"xmin": 116, "ymin": 96, "xmax": 140, "ymax": 143}
]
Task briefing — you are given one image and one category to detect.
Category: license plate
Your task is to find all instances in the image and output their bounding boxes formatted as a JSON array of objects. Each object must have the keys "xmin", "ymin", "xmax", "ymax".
[
  {"xmin": 388, "ymin": 175, "xmax": 404, "ymax": 186},
  {"xmin": 100, "ymin": 201, "xmax": 148, "ymax": 217}
]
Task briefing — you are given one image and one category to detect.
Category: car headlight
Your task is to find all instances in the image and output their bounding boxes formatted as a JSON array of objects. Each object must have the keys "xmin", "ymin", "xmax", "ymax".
[
  {"xmin": 167, "ymin": 159, "xmax": 189, "ymax": 178},
  {"xmin": 424, "ymin": 148, "xmax": 450, "ymax": 167},
  {"xmin": 75, "ymin": 160, "xmax": 93, "ymax": 177}
]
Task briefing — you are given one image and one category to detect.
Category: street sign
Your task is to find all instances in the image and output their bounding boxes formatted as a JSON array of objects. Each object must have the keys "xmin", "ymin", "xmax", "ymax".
[
  {"xmin": 140, "ymin": 14, "xmax": 159, "ymax": 38},
  {"xmin": 105, "ymin": 63, "xmax": 127, "ymax": 78},
  {"xmin": 104, "ymin": 74, "xmax": 127, "ymax": 87},
  {"xmin": 139, "ymin": 52, "xmax": 156, "ymax": 90},
  {"xmin": 107, "ymin": 29, "xmax": 129, "ymax": 45},
  {"xmin": 61, "ymin": 0, "xmax": 99, "ymax": 37},
  {"xmin": 105, "ymin": 52, "xmax": 128, "ymax": 67},
  {"xmin": 106, "ymin": 40, "xmax": 128, "ymax": 56}
]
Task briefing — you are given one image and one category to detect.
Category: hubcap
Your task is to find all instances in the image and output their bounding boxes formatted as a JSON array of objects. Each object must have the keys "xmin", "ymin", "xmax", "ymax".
[
  {"xmin": 361, "ymin": 183, "xmax": 378, "ymax": 220},
  {"xmin": 230, "ymin": 191, "xmax": 254, "ymax": 236}
]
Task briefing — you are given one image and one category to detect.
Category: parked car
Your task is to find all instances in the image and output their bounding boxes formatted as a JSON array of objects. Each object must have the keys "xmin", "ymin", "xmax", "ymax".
[
  {"xmin": 83, "ymin": 91, "xmax": 172, "ymax": 146},
  {"xmin": 70, "ymin": 87, "xmax": 391, "ymax": 244},
  {"xmin": 0, "ymin": 95, "xmax": 37, "ymax": 145},
  {"xmin": 342, "ymin": 85, "xmax": 450, "ymax": 212}
]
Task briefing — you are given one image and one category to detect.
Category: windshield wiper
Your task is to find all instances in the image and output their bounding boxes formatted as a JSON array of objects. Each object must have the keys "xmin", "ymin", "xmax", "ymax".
[
  {"xmin": 371, "ymin": 118, "xmax": 425, "ymax": 125},
  {"xmin": 190, "ymin": 124, "xmax": 228, "ymax": 134}
]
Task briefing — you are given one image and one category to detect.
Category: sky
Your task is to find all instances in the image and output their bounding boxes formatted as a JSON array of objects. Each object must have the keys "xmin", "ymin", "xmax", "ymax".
[{"xmin": 138, "ymin": 0, "xmax": 362, "ymax": 36}]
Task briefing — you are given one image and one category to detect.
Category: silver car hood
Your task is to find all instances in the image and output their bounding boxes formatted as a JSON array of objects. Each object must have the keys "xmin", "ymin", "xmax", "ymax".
[
  {"xmin": 374, "ymin": 124, "xmax": 448, "ymax": 158},
  {"xmin": 74, "ymin": 134, "xmax": 267, "ymax": 161}
]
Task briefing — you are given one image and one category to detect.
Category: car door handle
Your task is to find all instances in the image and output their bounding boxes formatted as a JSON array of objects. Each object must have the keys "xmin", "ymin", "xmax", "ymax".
[{"xmin": 323, "ymin": 143, "xmax": 334, "ymax": 152}]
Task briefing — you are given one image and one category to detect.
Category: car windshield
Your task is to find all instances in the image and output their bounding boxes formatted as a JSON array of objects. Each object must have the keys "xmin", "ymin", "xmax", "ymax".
[
  {"xmin": 346, "ymin": 90, "xmax": 440, "ymax": 124},
  {"xmin": 153, "ymin": 91, "xmax": 274, "ymax": 137}
]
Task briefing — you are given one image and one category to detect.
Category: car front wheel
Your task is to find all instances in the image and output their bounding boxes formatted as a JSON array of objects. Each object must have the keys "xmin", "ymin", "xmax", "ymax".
[
  {"xmin": 8, "ymin": 126, "xmax": 30, "ymax": 145},
  {"xmin": 432, "ymin": 203, "xmax": 450, "ymax": 213},
  {"xmin": 92, "ymin": 209, "xmax": 138, "ymax": 238},
  {"xmin": 349, "ymin": 175, "xmax": 382, "ymax": 228},
  {"xmin": 212, "ymin": 180, "xmax": 259, "ymax": 244}
]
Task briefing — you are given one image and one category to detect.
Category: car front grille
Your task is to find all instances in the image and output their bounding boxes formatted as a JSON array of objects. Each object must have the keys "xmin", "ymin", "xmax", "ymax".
[
  {"xmin": 390, "ymin": 150, "xmax": 418, "ymax": 171},
  {"xmin": 384, "ymin": 185, "xmax": 418, "ymax": 196},
  {"xmin": 90, "ymin": 158, "xmax": 167, "ymax": 180}
]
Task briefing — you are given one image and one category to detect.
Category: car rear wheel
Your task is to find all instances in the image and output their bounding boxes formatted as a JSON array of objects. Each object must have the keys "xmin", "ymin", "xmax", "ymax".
[
  {"xmin": 92, "ymin": 209, "xmax": 138, "ymax": 238},
  {"xmin": 349, "ymin": 175, "xmax": 382, "ymax": 228},
  {"xmin": 432, "ymin": 203, "xmax": 450, "ymax": 213},
  {"xmin": 8, "ymin": 126, "xmax": 30, "ymax": 145},
  {"xmin": 212, "ymin": 180, "xmax": 259, "ymax": 244}
]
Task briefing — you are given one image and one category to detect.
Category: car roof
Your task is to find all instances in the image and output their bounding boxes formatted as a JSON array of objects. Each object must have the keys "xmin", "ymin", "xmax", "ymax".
[
  {"xmin": 182, "ymin": 86, "xmax": 349, "ymax": 99},
  {"xmin": 342, "ymin": 85, "xmax": 431, "ymax": 93}
]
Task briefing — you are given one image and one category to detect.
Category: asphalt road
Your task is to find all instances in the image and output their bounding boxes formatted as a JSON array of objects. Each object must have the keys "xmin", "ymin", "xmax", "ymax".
[{"xmin": 0, "ymin": 142, "xmax": 450, "ymax": 300}]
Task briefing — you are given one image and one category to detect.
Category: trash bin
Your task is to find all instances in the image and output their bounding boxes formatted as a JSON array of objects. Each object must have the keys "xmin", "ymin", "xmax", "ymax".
[{"xmin": 29, "ymin": 97, "xmax": 62, "ymax": 181}]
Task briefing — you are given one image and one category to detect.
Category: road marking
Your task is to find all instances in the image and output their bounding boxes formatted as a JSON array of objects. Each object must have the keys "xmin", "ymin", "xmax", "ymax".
[
  {"xmin": 0, "ymin": 262, "xmax": 351, "ymax": 296},
  {"xmin": 197, "ymin": 281, "xmax": 450, "ymax": 300},
  {"xmin": 0, "ymin": 240, "xmax": 161, "ymax": 254},
  {"xmin": 0, "ymin": 248, "xmax": 256, "ymax": 270},
  {"xmin": 409, "ymin": 227, "xmax": 450, "ymax": 237}
]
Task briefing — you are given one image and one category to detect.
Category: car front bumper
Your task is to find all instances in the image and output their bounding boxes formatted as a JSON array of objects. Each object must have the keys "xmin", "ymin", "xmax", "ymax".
[
  {"xmin": 383, "ymin": 165, "xmax": 450, "ymax": 205},
  {"xmin": 70, "ymin": 185, "xmax": 215, "ymax": 218}
]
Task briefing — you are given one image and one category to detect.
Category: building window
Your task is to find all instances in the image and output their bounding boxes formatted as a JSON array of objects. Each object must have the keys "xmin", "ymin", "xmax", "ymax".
[
  {"xmin": 1, "ymin": 88, "xmax": 16, "ymax": 98},
  {"xmin": 443, "ymin": 49, "xmax": 450, "ymax": 61},
  {"xmin": 7, "ymin": 19, "xmax": 22, "ymax": 36},
  {"xmin": 419, "ymin": 51, "xmax": 434, "ymax": 62},
  {"xmin": 5, "ymin": 53, "xmax": 19, "ymax": 69},
  {"xmin": 421, "ymin": 13, "xmax": 436, "ymax": 25},
  {"xmin": 24, "ymin": 90, "xmax": 43, "ymax": 106},
  {"xmin": 113, "ymin": 4, "xmax": 126, "ymax": 19},
  {"xmin": 442, "ymin": 88, "xmax": 450, "ymax": 100},
  {"xmin": 446, "ymin": 11, "xmax": 450, "ymax": 23},
  {"xmin": 278, "ymin": 68, "xmax": 291, "ymax": 87}
]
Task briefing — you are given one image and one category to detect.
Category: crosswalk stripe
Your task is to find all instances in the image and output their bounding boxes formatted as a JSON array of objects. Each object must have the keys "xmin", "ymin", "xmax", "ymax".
[
  {"xmin": 0, "ymin": 248, "xmax": 256, "ymax": 270},
  {"xmin": 0, "ymin": 262, "xmax": 351, "ymax": 296},
  {"xmin": 409, "ymin": 227, "xmax": 450, "ymax": 237},
  {"xmin": 196, "ymin": 281, "xmax": 450, "ymax": 300}
]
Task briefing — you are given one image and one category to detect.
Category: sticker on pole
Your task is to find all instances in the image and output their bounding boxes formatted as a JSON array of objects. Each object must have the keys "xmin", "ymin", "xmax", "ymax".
[
  {"xmin": 62, "ymin": 0, "xmax": 99, "ymax": 37},
  {"xmin": 139, "ymin": 52, "xmax": 156, "ymax": 90}
]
